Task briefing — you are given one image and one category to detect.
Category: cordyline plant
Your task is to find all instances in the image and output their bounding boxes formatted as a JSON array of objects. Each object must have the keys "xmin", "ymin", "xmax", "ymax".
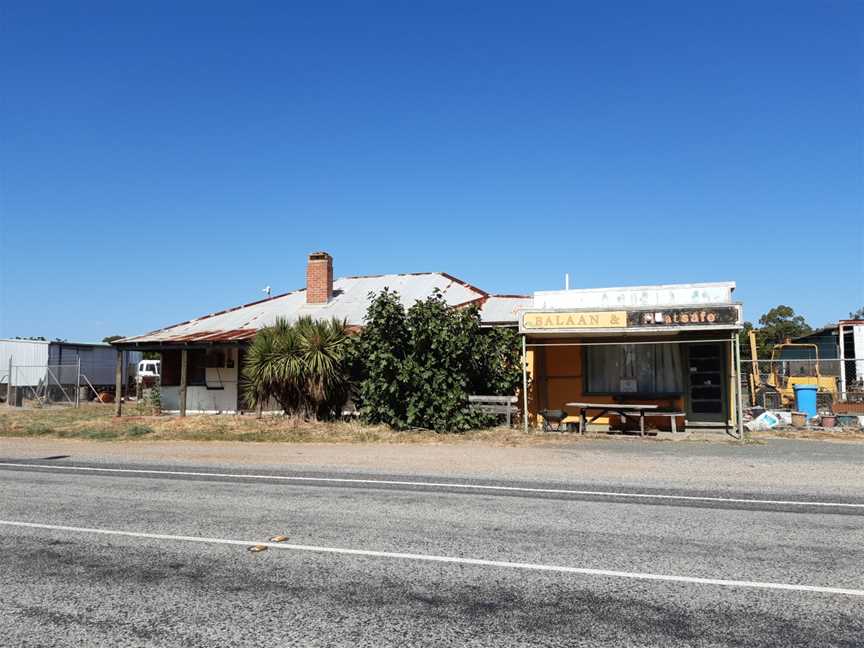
[{"xmin": 241, "ymin": 316, "xmax": 352, "ymax": 419}]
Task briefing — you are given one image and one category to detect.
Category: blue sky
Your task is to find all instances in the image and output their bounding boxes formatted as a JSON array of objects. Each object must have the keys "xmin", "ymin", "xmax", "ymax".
[{"xmin": 1, "ymin": 1, "xmax": 862, "ymax": 341}]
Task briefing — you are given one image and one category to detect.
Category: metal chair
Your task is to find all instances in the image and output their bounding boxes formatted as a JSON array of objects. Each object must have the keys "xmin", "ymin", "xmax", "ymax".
[{"xmin": 539, "ymin": 409, "xmax": 568, "ymax": 432}]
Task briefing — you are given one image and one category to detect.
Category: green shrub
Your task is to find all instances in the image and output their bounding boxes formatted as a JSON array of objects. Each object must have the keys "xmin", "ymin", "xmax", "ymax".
[{"xmin": 81, "ymin": 428, "xmax": 120, "ymax": 440}]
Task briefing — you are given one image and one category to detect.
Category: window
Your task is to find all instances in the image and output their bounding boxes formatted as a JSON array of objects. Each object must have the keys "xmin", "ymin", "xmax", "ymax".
[
  {"xmin": 155, "ymin": 349, "xmax": 226, "ymax": 386},
  {"xmin": 204, "ymin": 349, "xmax": 226, "ymax": 368},
  {"xmin": 585, "ymin": 343, "xmax": 683, "ymax": 395},
  {"xmin": 186, "ymin": 350, "xmax": 206, "ymax": 385}
]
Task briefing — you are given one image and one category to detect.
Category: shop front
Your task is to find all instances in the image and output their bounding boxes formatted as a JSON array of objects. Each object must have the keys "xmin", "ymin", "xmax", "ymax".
[{"xmin": 518, "ymin": 283, "xmax": 744, "ymax": 434}]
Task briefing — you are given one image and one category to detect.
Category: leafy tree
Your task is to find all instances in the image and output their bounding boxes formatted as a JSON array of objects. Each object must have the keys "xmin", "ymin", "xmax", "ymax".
[
  {"xmin": 355, "ymin": 289, "xmax": 522, "ymax": 432},
  {"xmin": 738, "ymin": 322, "xmax": 756, "ymax": 358},
  {"xmin": 850, "ymin": 306, "xmax": 864, "ymax": 320},
  {"xmin": 758, "ymin": 305, "xmax": 812, "ymax": 347},
  {"xmin": 470, "ymin": 325, "xmax": 523, "ymax": 396},
  {"xmin": 241, "ymin": 316, "xmax": 351, "ymax": 419},
  {"xmin": 402, "ymin": 292, "xmax": 482, "ymax": 431},
  {"xmin": 353, "ymin": 289, "xmax": 410, "ymax": 427},
  {"xmin": 102, "ymin": 335, "xmax": 124, "ymax": 344},
  {"xmin": 742, "ymin": 305, "xmax": 812, "ymax": 358}
]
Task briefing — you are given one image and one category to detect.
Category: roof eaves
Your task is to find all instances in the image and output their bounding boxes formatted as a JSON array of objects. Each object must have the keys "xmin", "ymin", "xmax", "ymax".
[
  {"xmin": 439, "ymin": 272, "xmax": 489, "ymax": 298},
  {"xmin": 115, "ymin": 288, "xmax": 304, "ymax": 343}
]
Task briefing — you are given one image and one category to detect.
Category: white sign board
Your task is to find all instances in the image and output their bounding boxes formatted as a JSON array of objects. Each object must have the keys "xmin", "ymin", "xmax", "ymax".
[{"xmin": 533, "ymin": 282, "xmax": 735, "ymax": 310}]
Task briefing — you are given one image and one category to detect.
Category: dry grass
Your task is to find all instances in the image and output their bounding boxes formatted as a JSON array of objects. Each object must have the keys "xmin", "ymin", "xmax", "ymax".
[
  {"xmin": 0, "ymin": 403, "xmax": 576, "ymax": 446},
  {"xmin": 5, "ymin": 403, "xmax": 858, "ymax": 446},
  {"xmin": 758, "ymin": 427, "xmax": 864, "ymax": 442}
]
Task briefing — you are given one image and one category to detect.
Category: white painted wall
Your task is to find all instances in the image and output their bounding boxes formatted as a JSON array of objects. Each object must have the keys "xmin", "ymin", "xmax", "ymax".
[
  {"xmin": 161, "ymin": 350, "xmax": 239, "ymax": 413},
  {"xmin": 0, "ymin": 339, "xmax": 50, "ymax": 386},
  {"xmin": 161, "ymin": 384, "xmax": 238, "ymax": 413},
  {"xmin": 159, "ymin": 348, "xmax": 285, "ymax": 415}
]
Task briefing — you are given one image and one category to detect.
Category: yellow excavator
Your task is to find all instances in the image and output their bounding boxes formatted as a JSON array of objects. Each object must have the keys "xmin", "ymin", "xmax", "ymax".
[{"xmin": 748, "ymin": 331, "xmax": 838, "ymax": 408}]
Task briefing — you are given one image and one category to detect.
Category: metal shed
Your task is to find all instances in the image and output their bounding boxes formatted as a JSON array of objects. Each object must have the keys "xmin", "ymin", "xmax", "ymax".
[
  {"xmin": 47, "ymin": 341, "xmax": 141, "ymax": 388},
  {"xmin": 0, "ymin": 339, "xmax": 50, "ymax": 387}
]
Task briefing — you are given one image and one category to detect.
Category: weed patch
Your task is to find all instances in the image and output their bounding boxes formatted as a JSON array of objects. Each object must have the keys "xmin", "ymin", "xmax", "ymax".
[
  {"xmin": 79, "ymin": 428, "xmax": 121, "ymax": 441},
  {"xmin": 23, "ymin": 423, "xmax": 56, "ymax": 436},
  {"xmin": 125, "ymin": 424, "xmax": 154, "ymax": 437}
]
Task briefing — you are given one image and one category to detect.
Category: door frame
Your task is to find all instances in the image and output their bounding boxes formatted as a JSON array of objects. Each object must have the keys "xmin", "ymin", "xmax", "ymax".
[{"xmin": 684, "ymin": 342, "xmax": 729, "ymax": 423}]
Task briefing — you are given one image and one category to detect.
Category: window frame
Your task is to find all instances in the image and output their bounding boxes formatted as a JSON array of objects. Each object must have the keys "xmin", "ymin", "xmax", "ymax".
[{"xmin": 582, "ymin": 344, "xmax": 684, "ymax": 398}]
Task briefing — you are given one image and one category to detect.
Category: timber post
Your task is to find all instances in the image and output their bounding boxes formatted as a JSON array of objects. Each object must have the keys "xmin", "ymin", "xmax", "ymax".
[
  {"xmin": 7, "ymin": 357, "xmax": 13, "ymax": 408},
  {"xmin": 114, "ymin": 349, "xmax": 123, "ymax": 417},
  {"xmin": 179, "ymin": 349, "xmax": 188, "ymax": 417},
  {"xmin": 522, "ymin": 335, "xmax": 529, "ymax": 433}
]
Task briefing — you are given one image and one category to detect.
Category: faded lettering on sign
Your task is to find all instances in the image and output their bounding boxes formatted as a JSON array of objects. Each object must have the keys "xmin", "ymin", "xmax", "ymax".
[{"xmin": 522, "ymin": 311, "xmax": 628, "ymax": 330}]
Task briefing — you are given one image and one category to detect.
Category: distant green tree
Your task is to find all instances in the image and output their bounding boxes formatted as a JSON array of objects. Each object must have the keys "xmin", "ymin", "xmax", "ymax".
[
  {"xmin": 743, "ymin": 306, "xmax": 812, "ymax": 358},
  {"xmin": 102, "ymin": 335, "xmax": 124, "ymax": 344},
  {"xmin": 758, "ymin": 305, "xmax": 812, "ymax": 346},
  {"xmin": 738, "ymin": 322, "xmax": 756, "ymax": 359}
]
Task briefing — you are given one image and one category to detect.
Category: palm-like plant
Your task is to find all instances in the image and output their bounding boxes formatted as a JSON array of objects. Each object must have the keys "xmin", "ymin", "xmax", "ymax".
[{"xmin": 242, "ymin": 316, "xmax": 352, "ymax": 419}]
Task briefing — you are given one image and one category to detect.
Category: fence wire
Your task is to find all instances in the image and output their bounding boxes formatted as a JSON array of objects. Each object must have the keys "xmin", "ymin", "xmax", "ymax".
[
  {"xmin": 7, "ymin": 363, "xmax": 81, "ymax": 408},
  {"xmin": 740, "ymin": 358, "xmax": 864, "ymax": 410}
]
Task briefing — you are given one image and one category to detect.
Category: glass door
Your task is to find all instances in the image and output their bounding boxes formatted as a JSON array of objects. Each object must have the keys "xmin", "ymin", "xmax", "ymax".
[{"xmin": 685, "ymin": 343, "xmax": 726, "ymax": 422}]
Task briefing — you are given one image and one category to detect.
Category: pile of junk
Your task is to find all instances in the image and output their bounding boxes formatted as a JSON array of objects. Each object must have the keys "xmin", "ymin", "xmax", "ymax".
[{"xmin": 745, "ymin": 333, "xmax": 864, "ymax": 432}]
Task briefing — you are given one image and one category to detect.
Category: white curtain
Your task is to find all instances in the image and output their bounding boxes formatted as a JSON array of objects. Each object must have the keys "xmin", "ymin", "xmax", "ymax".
[{"xmin": 586, "ymin": 344, "xmax": 683, "ymax": 394}]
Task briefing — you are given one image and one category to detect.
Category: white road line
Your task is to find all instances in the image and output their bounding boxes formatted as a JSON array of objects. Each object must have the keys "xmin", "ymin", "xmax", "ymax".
[
  {"xmin": 0, "ymin": 461, "xmax": 862, "ymax": 509},
  {"xmin": 2, "ymin": 519, "xmax": 862, "ymax": 597}
]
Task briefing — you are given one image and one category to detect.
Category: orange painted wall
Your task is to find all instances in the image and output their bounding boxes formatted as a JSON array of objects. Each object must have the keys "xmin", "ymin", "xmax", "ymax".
[{"xmin": 529, "ymin": 337, "xmax": 685, "ymax": 431}]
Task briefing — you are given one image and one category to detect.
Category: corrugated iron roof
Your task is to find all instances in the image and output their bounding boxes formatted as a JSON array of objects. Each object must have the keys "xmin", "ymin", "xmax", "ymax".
[
  {"xmin": 117, "ymin": 272, "xmax": 507, "ymax": 345},
  {"xmin": 476, "ymin": 295, "xmax": 533, "ymax": 325}
]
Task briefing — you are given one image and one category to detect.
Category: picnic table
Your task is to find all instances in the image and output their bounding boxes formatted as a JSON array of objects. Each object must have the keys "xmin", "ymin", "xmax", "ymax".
[{"xmin": 564, "ymin": 402, "xmax": 659, "ymax": 436}]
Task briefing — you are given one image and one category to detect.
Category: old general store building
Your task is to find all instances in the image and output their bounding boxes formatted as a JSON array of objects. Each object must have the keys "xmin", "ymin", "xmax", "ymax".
[{"xmin": 519, "ymin": 282, "xmax": 744, "ymax": 433}]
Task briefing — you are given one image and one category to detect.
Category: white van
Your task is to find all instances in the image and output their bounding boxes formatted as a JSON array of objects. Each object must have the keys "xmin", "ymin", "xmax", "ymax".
[{"xmin": 137, "ymin": 359, "xmax": 161, "ymax": 384}]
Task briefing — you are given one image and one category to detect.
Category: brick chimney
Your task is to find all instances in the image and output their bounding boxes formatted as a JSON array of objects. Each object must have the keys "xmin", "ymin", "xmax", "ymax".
[{"xmin": 306, "ymin": 252, "xmax": 333, "ymax": 304}]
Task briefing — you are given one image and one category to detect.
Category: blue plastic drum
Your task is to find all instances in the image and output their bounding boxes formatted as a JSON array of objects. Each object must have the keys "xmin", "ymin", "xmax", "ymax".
[{"xmin": 793, "ymin": 385, "xmax": 818, "ymax": 418}]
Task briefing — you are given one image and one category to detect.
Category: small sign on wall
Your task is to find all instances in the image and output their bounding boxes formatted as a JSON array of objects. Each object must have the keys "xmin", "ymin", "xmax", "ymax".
[{"xmin": 619, "ymin": 378, "xmax": 638, "ymax": 393}]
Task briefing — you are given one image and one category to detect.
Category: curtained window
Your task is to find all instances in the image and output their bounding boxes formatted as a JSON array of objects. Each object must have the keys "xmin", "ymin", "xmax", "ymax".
[{"xmin": 584, "ymin": 344, "xmax": 683, "ymax": 395}]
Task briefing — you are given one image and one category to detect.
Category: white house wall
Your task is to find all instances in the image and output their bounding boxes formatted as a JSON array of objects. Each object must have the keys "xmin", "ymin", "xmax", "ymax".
[
  {"xmin": 159, "ymin": 350, "xmax": 268, "ymax": 414},
  {"xmin": 161, "ymin": 363, "xmax": 239, "ymax": 414}
]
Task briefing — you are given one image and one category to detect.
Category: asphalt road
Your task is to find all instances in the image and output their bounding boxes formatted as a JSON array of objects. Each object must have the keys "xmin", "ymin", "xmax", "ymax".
[{"xmin": 1, "ymin": 458, "xmax": 862, "ymax": 647}]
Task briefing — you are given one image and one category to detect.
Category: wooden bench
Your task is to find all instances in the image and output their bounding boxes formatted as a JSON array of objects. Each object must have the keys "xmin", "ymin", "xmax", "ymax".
[
  {"xmin": 565, "ymin": 402, "xmax": 658, "ymax": 436},
  {"xmin": 620, "ymin": 410, "xmax": 687, "ymax": 433},
  {"xmin": 469, "ymin": 395, "xmax": 518, "ymax": 427}
]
